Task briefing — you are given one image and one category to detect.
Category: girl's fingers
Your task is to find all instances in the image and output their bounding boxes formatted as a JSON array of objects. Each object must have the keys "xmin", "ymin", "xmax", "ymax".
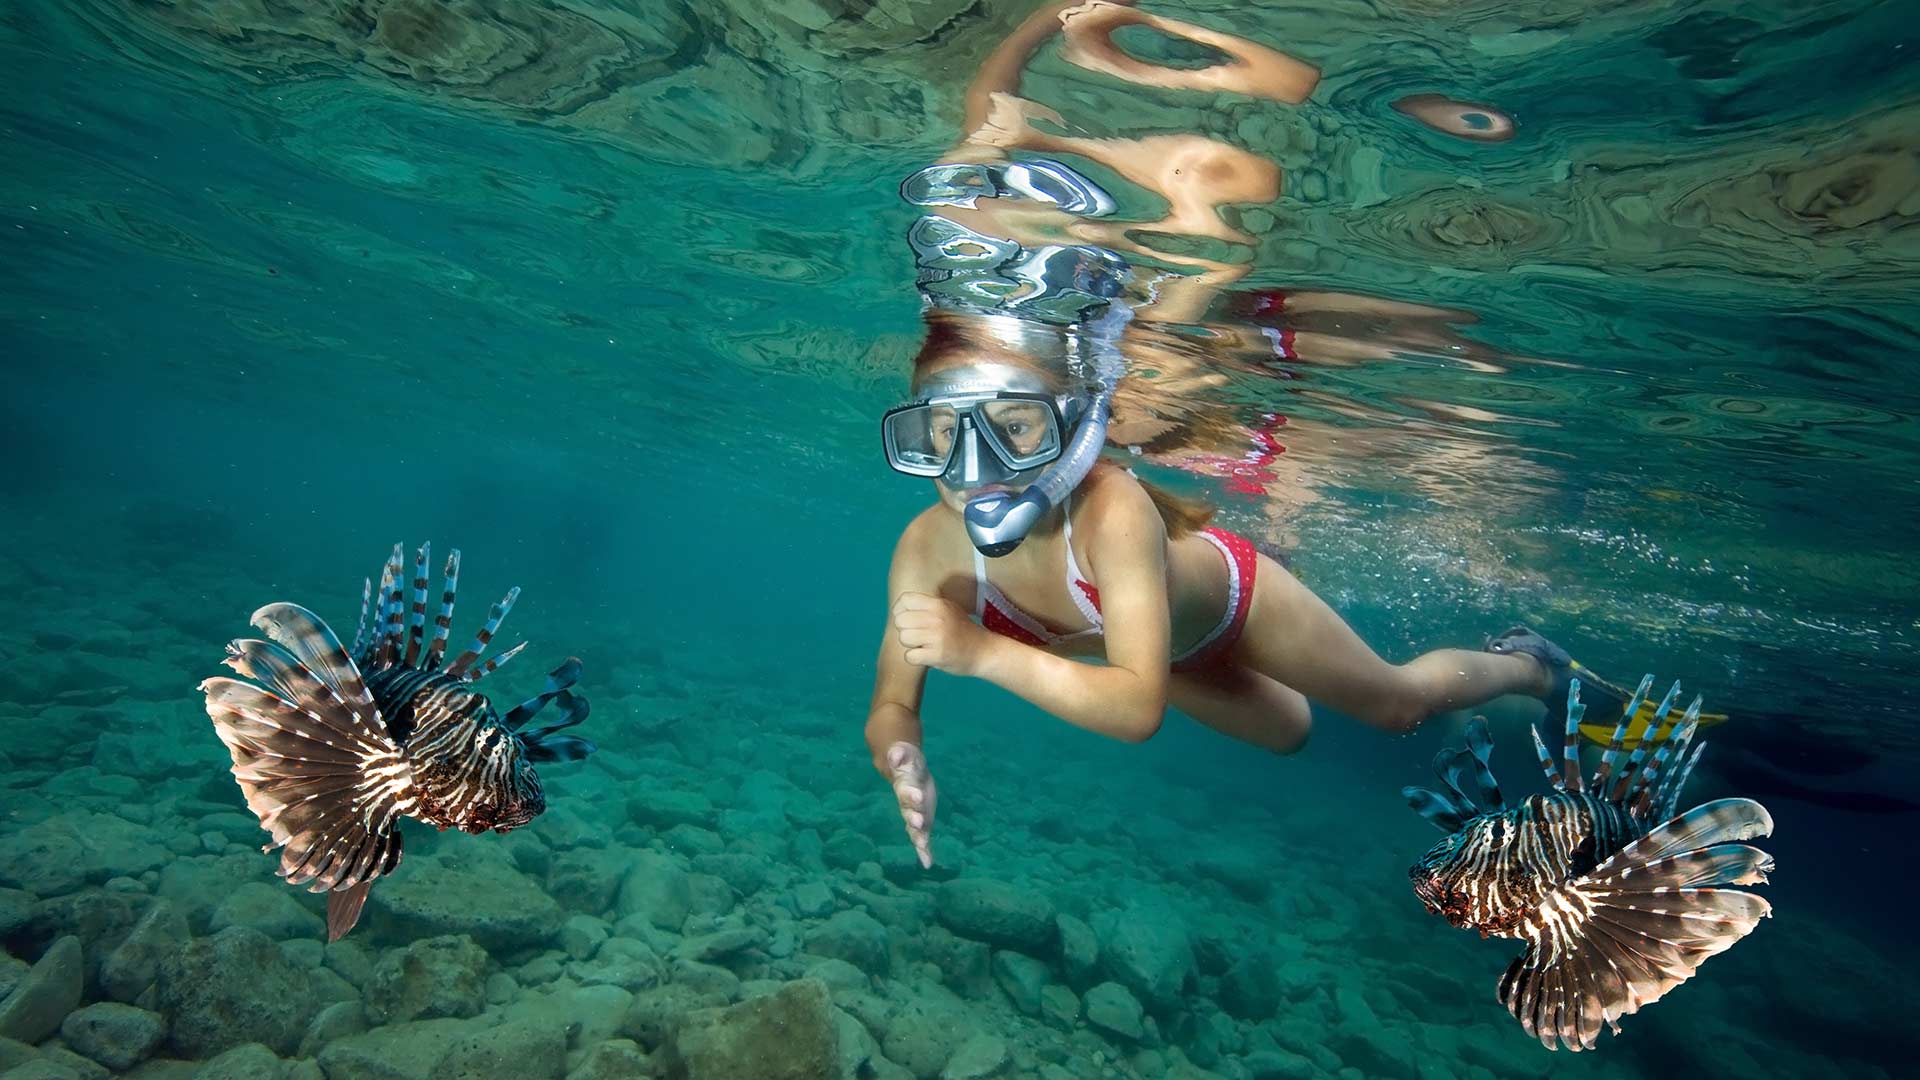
[{"xmin": 892, "ymin": 610, "xmax": 937, "ymax": 632}]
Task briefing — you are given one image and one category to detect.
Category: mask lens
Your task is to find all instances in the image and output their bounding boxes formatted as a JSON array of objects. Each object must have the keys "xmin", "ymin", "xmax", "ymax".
[
  {"xmin": 884, "ymin": 404, "xmax": 958, "ymax": 476},
  {"xmin": 979, "ymin": 398, "xmax": 1061, "ymax": 468}
]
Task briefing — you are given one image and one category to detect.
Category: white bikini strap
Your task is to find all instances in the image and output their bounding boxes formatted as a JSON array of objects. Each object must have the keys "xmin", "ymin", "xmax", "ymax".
[
  {"xmin": 972, "ymin": 545, "xmax": 988, "ymax": 619},
  {"xmin": 1061, "ymin": 491, "xmax": 1103, "ymax": 627}
]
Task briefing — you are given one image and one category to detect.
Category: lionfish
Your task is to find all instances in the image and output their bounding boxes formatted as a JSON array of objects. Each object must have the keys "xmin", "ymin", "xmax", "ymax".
[
  {"xmin": 1404, "ymin": 677, "xmax": 1774, "ymax": 1051},
  {"xmin": 198, "ymin": 543, "xmax": 594, "ymax": 940}
]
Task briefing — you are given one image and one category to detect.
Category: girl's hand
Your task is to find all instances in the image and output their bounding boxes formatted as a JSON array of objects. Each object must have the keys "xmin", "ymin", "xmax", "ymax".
[
  {"xmin": 892, "ymin": 592, "xmax": 991, "ymax": 677},
  {"xmin": 885, "ymin": 741, "xmax": 937, "ymax": 868}
]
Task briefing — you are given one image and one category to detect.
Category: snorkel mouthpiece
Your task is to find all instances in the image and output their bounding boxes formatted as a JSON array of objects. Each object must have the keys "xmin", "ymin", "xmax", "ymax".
[
  {"xmin": 963, "ymin": 358, "xmax": 1118, "ymax": 557},
  {"xmin": 964, "ymin": 491, "xmax": 1046, "ymax": 558}
]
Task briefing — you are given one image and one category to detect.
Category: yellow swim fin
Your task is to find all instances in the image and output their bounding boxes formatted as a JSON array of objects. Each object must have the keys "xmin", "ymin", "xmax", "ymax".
[{"xmin": 1569, "ymin": 661, "xmax": 1728, "ymax": 747}]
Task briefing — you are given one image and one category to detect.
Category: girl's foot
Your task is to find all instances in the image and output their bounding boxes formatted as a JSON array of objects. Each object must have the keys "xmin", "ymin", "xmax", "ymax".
[{"xmin": 1485, "ymin": 625, "xmax": 1572, "ymax": 702}]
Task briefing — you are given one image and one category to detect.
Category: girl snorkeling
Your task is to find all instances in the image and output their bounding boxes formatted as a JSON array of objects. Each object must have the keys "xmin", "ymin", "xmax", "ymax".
[
  {"xmin": 866, "ymin": 306, "xmax": 1563, "ymax": 868},
  {"xmin": 865, "ymin": 1, "xmax": 1572, "ymax": 868}
]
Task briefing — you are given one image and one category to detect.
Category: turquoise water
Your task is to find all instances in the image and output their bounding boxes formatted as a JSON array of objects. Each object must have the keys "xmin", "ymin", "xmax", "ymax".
[{"xmin": 1, "ymin": 1, "xmax": 1914, "ymax": 1078}]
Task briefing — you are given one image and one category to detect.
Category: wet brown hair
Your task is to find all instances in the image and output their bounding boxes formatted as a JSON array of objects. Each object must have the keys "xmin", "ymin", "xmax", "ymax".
[{"xmin": 912, "ymin": 309, "xmax": 1217, "ymax": 538}]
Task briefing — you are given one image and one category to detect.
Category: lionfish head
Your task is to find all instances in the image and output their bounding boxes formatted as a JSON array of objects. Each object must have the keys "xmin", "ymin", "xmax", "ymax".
[
  {"xmin": 452, "ymin": 719, "xmax": 548, "ymax": 834},
  {"xmin": 1408, "ymin": 831, "xmax": 1473, "ymax": 928},
  {"xmin": 1409, "ymin": 814, "xmax": 1519, "ymax": 932}
]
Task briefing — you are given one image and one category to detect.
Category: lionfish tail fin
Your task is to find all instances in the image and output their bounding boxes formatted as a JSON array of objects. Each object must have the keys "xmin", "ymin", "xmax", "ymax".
[
  {"xmin": 1499, "ymin": 796, "xmax": 1774, "ymax": 1051},
  {"xmin": 327, "ymin": 881, "xmax": 375, "ymax": 942},
  {"xmin": 200, "ymin": 612, "xmax": 414, "ymax": 938}
]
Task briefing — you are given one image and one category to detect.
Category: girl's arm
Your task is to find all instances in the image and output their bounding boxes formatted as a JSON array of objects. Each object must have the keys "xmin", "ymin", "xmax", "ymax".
[
  {"xmin": 894, "ymin": 477, "xmax": 1173, "ymax": 742},
  {"xmin": 868, "ymin": 521, "xmax": 936, "ymax": 772},
  {"xmin": 869, "ymin": 518, "xmax": 940, "ymax": 867}
]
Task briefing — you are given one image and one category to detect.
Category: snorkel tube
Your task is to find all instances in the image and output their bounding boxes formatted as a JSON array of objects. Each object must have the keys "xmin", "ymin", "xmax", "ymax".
[{"xmin": 964, "ymin": 299, "xmax": 1134, "ymax": 557}]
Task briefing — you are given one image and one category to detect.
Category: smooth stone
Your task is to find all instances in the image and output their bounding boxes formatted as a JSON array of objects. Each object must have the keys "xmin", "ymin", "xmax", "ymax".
[
  {"xmin": 615, "ymin": 854, "xmax": 691, "ymax": 932},
  {"xmin": 314, "ymin": 1017, "xmax": 471, "ymax": 1080},
  {"xmin": 442, "ymin": 1017, "xmax": 567, "ymax": 1080},
  {"xmin": 1039, "ymin": 984, "xmax": 1080, "ymax": 1030},
  {"xmin": 571, "ymin": 937, "xmax": 665, "ymax": 992},
  {"xmin": 295, "ymin": 1001, "xmax": 367, "ymax": 1059},
  {"xmin": 0, "ymin": 1037, "xmax": 36, "ymax": 1071},
  {"xmin": 365, "ymin": 935, "xmax": 490, "ymax": 1024},
  {"xmin": 209, "ymin": 883, "xmax": 324, "ymax": 941},
  {"xmin": 820, "ymin": 831, "xmax": 877, "ymax": 872},
  {"xmin": 1055, "ymin": 914, "xmax": 1098, "ymax": 987},
  {"xmin": 0, "ymin": 813, "xmax": 170, "ymax": 896},
  {"xmin": 1220, "ymin": 955, "xmax": 1282, "ymax": 1021},
  {"xmin": 0, "ymin": 1061, "xmax": 84, "ymax": 1080},
  {"xmin": 155, "ymin": 927, "xmax": 316, "ymax": 1058},
  {"xmin": 192, "ymin": 1042, "xmax": 282, "ymax": 1080},
  {"xmin": 0, "ymin": 936, "xmax": 83, "ymax": 1044},
  {"xmin": 59, "ymin": 1002, "xmax": 165, "ymax": 1071},
  {"xmin": 317, "ymin": 1015, "xmax": 565, "ymax": 1080},
  {"xmin": 792, "ymin": 881, "xmax": 833, "ymax": 919},
  {"xmin": 627, "ymin": 789, "xmax": 714, "ymax": 831},
  {"xmin": 567, "ymin": 1038, "xmax": 650, "ymax": 1080},
  {"xmin": 667, "ymin": 978, "xmax": 837, "ymax": 1080},
  {"xmin": 369, "ymin": 850, "xmax": 561, "ymax": 953},
  {"xmin": 38, "ymin": 1046, "xmax": 107, "ymax": 1080},
  {"xmin": 803, "ymin": 910, "xmax": 889, "ymax": 974},
  {"xmin": 560, "ymin": 915, "xmax": 611, "ymax": 961},
  {"xmin": 939, "ymin": 1033, "xmax": 1008, "ymax": 1080},
  {"xmin": 484, "ymin": 973, "xmax": 518, "ymax": 1005},
  {"xmin": 278, "ymin": 939, "xmax": 323, "ymax": 970},
  {"xmin": 546, "ymin": 849, "xmax": 630, "ymax": 915},
  {"xmin": 623, "ymin": 985, "xmax": 726, "ymax": 1049},
  {"xmin": 990, "ymin": 951, "xmax": 1047, "ymax": 1016},
  {"xmin": 933, "ymin": 880, "xmax": 1055, "ymax": 953},
  {"xmin": 1083, "ymin": 982, "xmax": 1145, "ymax": 1042},
  {"xmin": 671, "ymin": 959, "xmax": 741, "ymax": 1003},
  {"xmin": 803, "ymin": 957, "xmax": 868, "ymax": 996},
  {"xmin": 671, "ymin": 928, "xmax": 765, "ymax": 965},
  {"xmin": 1094, "ymin": 901, "xmax": 1194, "ymax": 1011},
  {"xmin": 878, "ymin": 988, "xmax": 971, "ymax": 1079},
  {"xmin": 691, "ymin": 853, "xmax": 773, "ymax": 896},
  {"xmin": 1243, "ymin": 1048, "xmax": 1315, "ymax": 1080}
]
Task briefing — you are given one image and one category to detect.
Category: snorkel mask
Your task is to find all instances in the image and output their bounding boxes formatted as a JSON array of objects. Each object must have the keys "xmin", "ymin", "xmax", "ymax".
[
  {"xmin": 890, "ymin": 158, "xmax": 1135, "ymax": 557},
  {"xmin": 883, "ymin": 305, "xmax": 1133, "ymax": 557}
]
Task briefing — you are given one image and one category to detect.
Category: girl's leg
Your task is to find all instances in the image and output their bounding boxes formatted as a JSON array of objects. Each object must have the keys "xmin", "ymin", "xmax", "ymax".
[
  {"xmin": 1232, "ymin": 555, "xmax": 1551, "ymax": 734},
  {"xmin": 1168, "ymin": 666, "xmax": 1311, "ymax": 754}
]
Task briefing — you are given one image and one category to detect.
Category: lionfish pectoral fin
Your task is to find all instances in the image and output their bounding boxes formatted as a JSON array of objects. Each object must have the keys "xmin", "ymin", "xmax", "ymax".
[
  {"xmin": 1402, "ymin": 785, "xmax": 1471, "ymax": 832},
  {"xmin": 1498, "ymin": 798, "xmax": 1775, "ymax": 1051},
  {"xmin": 200, "ymin": 633, "xmax": 414, "ymax": 940},
  {"xmin": 524, "ymin": 732, "xmax": 596, "ymax": 763},
  {"xmin": 327, "ymin": 880, "xmax": 376, "ymax": 942},
  {"xmin": 249, "ymin": 602, "xmax": 377, "ymax": 715},
  {"xmin": 503, "ymin": 657, "xmax": 584, "ymax": 731},
  {"xmin": 520, "ymin": 686, "xmax": 593, "ymax": 764}
]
